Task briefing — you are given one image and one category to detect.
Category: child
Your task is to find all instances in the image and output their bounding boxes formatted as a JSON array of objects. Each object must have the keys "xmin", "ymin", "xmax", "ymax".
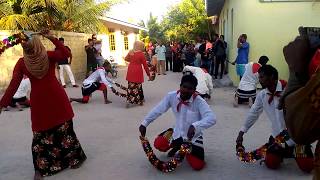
[
  {"xmin": 70, "ymin": 61, "xmax": 116, "ymax": 104},
  {"xmin": 139, "ymin": 74, "xmax": 216, "ymax": 170}
]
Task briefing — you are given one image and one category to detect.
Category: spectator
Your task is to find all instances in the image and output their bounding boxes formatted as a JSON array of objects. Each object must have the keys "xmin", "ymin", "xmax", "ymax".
[
  {"xmin": 232, "ymin": 34, "xmax": 250, "ymax": 80},
  {"xmin": 85, "ymin": 39, "xmax": 98, "ymax": 76},
  {"xmin": 57, "ymin": 37, "xmax": 78, "ymax": 88}
]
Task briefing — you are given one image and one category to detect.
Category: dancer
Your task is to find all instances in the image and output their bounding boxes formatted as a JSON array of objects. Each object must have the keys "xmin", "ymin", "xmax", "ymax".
[
  {"xmin": 236, "ymin": 65, "xmax": 313, "ymax": 172},
  {"xmin": 124, "ymin": 41, "xmax": 151, "ymax": 108},
  {"xmin": 139, "ymin": 74, "xmax": 216, "ymax": 170},
  {"xmin": 0, "ymin": 30, "xmax": 86, "ymax": 180},
  {"xmin": 183, "ymin": 65, "xmax": 213, "ymax": 100},
  {"xmin": 234, "ymin": 56, "xmax": 269, "ymax": 107},
  {"xmin": 70, "ymin": 61, "xmax": 116, "ymax": 104},
  {"xmin": 3, "ymin": 75, "xmax": 31, "ymax": 111}
]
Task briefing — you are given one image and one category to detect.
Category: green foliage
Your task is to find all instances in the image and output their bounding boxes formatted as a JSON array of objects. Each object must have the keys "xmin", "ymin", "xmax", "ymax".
[
  {"xmin": 0, "ymin": 0, "xmax": 123, "ymax": 33},
  {"xmin": 161, "ymin": 0, "xmax": 209, "ymax": 42},
  {"xmin": 138, "ymin": 13, "xmax": 165, "ymax": 44}
]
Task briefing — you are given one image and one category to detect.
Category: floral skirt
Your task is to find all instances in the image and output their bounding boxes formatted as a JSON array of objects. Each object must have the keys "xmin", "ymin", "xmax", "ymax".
[
  {"xmin": 126, "ymin": 82, "xmax": 144, "ymax": 105},
  {"xmin": 32, "ymin": 120, "xmax": 87, "ymax": 177}
]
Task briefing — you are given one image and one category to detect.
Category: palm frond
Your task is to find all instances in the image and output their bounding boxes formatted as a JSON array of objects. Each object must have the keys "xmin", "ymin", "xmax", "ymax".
[{"xmin": 0, "ymin": 1, "xmax": 13, "ymax": 18}]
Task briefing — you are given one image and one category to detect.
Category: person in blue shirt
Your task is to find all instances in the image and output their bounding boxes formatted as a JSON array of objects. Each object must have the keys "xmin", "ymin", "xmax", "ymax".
[{"xmin": 232, "ymin": 34, "xmax": 250, "ymax": 80}]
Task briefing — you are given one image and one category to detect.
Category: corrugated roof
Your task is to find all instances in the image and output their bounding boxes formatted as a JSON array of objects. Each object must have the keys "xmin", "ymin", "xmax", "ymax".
[{"xmin": 206, "ymin": 0, "xmax": 225, "ymax": 16}]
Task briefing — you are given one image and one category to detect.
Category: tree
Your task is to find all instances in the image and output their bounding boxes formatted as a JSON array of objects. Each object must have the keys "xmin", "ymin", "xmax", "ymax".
[
  {"xmin": 0, "ymin": 0, "xmax": 123, "ymax": 33},
  {"xmin": 137, "ymin": 13, "xmax": 165, "ymax": 45},
  {"xmin": 161, "ymin": 0, "xmax": 210, "ymax": 42}
]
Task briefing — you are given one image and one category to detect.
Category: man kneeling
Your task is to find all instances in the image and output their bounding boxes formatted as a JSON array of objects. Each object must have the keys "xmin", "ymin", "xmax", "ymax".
[
  {"xmin": 139, "ymin": 74, "xmax": 216, "ymax": 170},
  {"xmin": 70, "ymin": 61, "xmax": 116, "ymax": 104}
]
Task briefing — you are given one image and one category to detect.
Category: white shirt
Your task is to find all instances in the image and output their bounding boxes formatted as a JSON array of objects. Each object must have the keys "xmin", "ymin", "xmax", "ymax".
[
  {"xmin": 83, "ymin": 68, "xmax": 114, "ymax": 88},
  {"xmin": 13, "ymin": 78, "xmax": 30, "ymax": 99},
  {"xmin": 240, "ymin": 81, "xmax": 295, "ymax": 145},
  {"xmin": 142, "ymin": 91, "xmax": 216, "ymax": 143},
  {"xmin": 183, "ymin": 66, "xmax": 213, "ymax": 95},
  {"xmin": 238, "ymin": 62, "xmax": 261, "ymax": 91}
]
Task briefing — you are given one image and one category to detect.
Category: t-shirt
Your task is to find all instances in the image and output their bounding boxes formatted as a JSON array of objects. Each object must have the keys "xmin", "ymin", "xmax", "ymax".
[
  {"xmin": 57, "ymin": 46, "xmax": 71, "ymax": 65},
  {"xmin": 155, "ymin": 45, "xmax": 166, "ymax": 61},
  {"xmin": 236, "ymin": 42, "xmax": 249, "ymax": 64}
]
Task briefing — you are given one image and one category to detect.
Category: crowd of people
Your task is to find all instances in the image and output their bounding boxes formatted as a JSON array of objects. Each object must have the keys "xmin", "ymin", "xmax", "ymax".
[
  {"xmin": 146, "ymin": 34, "xmax": 228, "ymax": 80},
  {"xmin": 0, "ymin": 29, "xmax": 319, "ymax": 180}
]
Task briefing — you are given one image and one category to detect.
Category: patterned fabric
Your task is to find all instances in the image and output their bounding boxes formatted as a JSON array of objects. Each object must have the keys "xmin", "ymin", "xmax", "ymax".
[
  {"xmin": 126, "ymin": 82, "xmax": 144, "ymax": 105},
  {"xmin": 32, "ymin": 120, "xmax": 86, "ymax": 177}
]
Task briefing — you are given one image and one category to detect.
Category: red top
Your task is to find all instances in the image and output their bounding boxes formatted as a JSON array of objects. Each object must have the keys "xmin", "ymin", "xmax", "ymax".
[
  {"xmin": 0, "ymin": 38, "xmax": 73, "ymax": 132},
  {"xmin": 126, "ymin": 51, "xmax": 150, "ymax": 83}
]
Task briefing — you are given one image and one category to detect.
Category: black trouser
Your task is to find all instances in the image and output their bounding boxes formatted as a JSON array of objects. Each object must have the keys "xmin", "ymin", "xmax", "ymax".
[
  {"xmin": 170, "ymin": 137, "xmax": 204, "ymax": 160},
  {"xmin": 166, "ymin": 56, "xmax": 172, "ymax": 71},
  {"xmin": 214, "ymin": 55, "xmax": 225, "ymax": 78}
]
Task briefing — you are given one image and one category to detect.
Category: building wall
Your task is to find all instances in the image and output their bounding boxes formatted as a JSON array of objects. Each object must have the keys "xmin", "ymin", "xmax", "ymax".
[
  {"xmin": 218, "ymin": 0, "xmax": 320, "ymax": 84},
  {"xmin": 0, "ymin": 30, "xmax": 91, "ymax": 91},
  {"xmin": 0, "ymin": 29, "xmax": 139, "ymax": 91},
  {"xmin": 98, "ymin": 31, "xmax": 137, "ymax": 65}
]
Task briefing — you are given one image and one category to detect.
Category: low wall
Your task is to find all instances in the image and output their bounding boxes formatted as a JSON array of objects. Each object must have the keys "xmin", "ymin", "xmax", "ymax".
[{"xmin": 0, "ymin": 30, "xmax": 91, "ymax": 91}]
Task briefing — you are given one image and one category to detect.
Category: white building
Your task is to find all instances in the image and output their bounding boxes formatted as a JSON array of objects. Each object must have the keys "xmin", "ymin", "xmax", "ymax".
[{"xmin": 98, "ymin": 17, "xmax": 148, "ymax": 65}]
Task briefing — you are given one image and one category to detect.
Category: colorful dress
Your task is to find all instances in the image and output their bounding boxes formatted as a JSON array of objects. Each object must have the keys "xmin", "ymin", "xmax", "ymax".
[
  {"xmin": 0, "ymin": 38, "xmax": 86, "ymax": 177},
  {"xmin": 125, "ymin": 51, "xmax": 150, "ymax": 105}
]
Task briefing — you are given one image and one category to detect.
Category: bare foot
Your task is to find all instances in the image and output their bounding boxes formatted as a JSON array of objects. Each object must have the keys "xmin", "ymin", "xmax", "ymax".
[
  {"xmin": 34, "ymin": 171, "xmax": 43, "ymax": 180},
  {"xmin": 105, "ymin": 100, "xmax": 112, "ymax": 104}
]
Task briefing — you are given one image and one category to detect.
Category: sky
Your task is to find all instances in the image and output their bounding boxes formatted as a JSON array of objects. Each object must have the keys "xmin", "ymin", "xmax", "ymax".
[{"xmin": 107, "ymin": 0, "xmax": 182, "ymax": 24}]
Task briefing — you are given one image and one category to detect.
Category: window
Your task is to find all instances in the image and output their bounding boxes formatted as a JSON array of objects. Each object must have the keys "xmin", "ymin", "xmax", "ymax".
[
  {"xmin": 109, "ymin": 34, "xmax": 116, "ymax": 51},
  {"xmin": 124, "ymin": 35, "xmax": 129, "ymax": 50}
]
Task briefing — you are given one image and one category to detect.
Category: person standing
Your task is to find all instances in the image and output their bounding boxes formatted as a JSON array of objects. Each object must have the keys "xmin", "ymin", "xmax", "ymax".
[
  {"xmin": 85, "ymin": 38, "xmax": 98, "ymax": 76},
  {"xmin": 165, "ymin": 42, "xmax": 173, "ymax": 71},
  {"xmin": 92, "ymin": 34, "xmax": 104, "ymax": 67},
  {"xmin": 147, "ymin": 42, "xmax": 155, "ymax": 62},
  {"xmin": 124, "ymin": 41, "xmax": 151, "ymax": 108},
  {"xmin": 220, "ymin": 35, "xmax": 228, "ymax": 74},
  {"xmin": 0, "ymin": 30, "xmax": 86, "ymax": 180},
  {"xmin": 232, "ymin": 34, "xmax": 250, "ymax": 80},
  {"xmin": 213, "ymin": 34, "xmax": 227, "ymax": 79},
  {"xmin": 155, "ymin": 42, "xmax": 166, "ymax": 75},
  {"xmin": 57, "ymin": 37, "xmax": 78, "ymax": 88}
]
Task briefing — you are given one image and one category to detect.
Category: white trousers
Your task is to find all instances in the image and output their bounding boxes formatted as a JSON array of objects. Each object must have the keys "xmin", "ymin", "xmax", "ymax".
[{"xmin": 59, "ymin": 64, "xmax": 76, "ymax": 86}]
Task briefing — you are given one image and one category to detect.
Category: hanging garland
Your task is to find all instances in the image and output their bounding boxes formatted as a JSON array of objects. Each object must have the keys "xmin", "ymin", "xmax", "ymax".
[
  {"xmin": 148, "ymin": 63, "xmax": 156, "ymax": 81},
  {"xmin": 112, "ymin": 82, "xmax": 128, "ymax": 98},
  {"xmin": 140, "ymin": 136, "xmax": 192, "ymax": 173},
  {"xmin": 236, "ymin": 130, "xmax": 290, "ymax": 163},
  {"xmin": 0, "ymin": 32, "xmax": 29, "ymax": 55}
]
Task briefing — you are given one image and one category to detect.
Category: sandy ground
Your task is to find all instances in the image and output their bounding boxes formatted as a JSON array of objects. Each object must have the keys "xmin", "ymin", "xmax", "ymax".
[{"xmin": 0, "ymin": 68, "xmax": 313, "ymax": 180}]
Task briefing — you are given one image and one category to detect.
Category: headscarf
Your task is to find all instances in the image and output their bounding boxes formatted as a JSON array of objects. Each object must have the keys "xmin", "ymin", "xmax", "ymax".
[
  {"xmin": 133, "ymin": 41, "xmax": 145, "ymax": 52},
  {"xmin": 23, "ymin": 36, "xmax": 49, "ymax": 79}
]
